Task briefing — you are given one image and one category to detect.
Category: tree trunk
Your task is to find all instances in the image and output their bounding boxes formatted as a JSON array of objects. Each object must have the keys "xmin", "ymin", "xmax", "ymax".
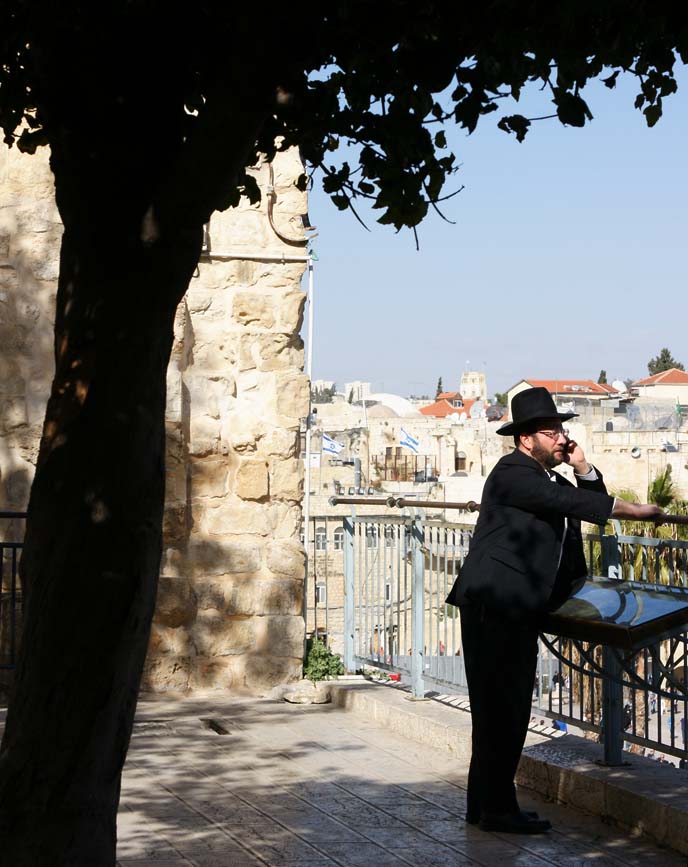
[{"xmin": 0, "ymin": 174, "xmax": 202, "ymax": 863}]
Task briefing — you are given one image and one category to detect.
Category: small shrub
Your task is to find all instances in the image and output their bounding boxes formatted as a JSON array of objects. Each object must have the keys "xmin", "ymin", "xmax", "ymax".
[{"xmin": 304, "ymin": 639, "xmax": 344, "ymax": 682}]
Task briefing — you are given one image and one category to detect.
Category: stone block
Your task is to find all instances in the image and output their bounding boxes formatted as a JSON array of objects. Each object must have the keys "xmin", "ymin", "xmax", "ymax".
[
  {"xmin": 283, "ymin": 679, "xmax": 332, "ymax": 704},
  {"xmin": 266, "ymin": 540, "xmax": 305, "ymax": 581},
  {"xmin": 256, "ymin": 262, "xmax": 306, "ymax": 290},
  {"xmin": 175, "ymin": 538, "xmax": 263, "ymax": 579},
  {"xmin": 254, "ymin": 615, "xmax": 305, "ymax": 658},
  {"xmin": 269, "ymin": 458, "xmax": 303, "ymax": 502},
  {"xmin": 276, "ymin": 291, "xmax": 306, "ymax": 334},
  {"xmin": 263, "ymin": 429, "xmax": 299, "ymax": 459},
  {"xmin": 148, "ymin": 623, "xmax": 194, "ymax": 656},
  {"xmin": 162, "ymin": 504, "xmax": 188, "ymax": 545},
  {"xmin": 142, "ymin": 656, "xmax": 191, "ymax": 692},
  {"xmin": 188, "ymin": 415, "xmax": 220, "ymax": 457},
  {"xmin": 235, "ymin": 457, "xmax": 269, "ymax": 501},
  {"xmin": 268, "ymin": 502, "xmax": 302, "ymax": 539},
  {"xmin": 185, "ymin": 373, "xmax": 236, "ymax": 420},
  {"xmin": 275, "ymin": 373, "xmax": 310, "ymax": 420},
  {"xmin": 0, "ymin": 398, "xmax": 27, "ymax": 432},
  {"xmin": 223, "ymin": 577, "xmax": 303, "ymax": 616},
  {"xmin": 221, "ymin": 405, "xmax": 265, "ymax": 453},
  {"xmin": 189, "ymin": 657, "xmax": 237, "ymax": 691},
  {"xmin": 202, "ymin": 498, "xmax": 270, "ymax": 537},
  {"xmin": 256, "ymin": 334, "xmax": 303, "ymax": 373},
  {"xmin": 164, "ymin": 462, "xmax": 188, "ymax": 505},
  {"xmin": 240, "ymin": 653, "xmax": 304, "ymax": 694},
  {"xmin": 232, "ymin": 291, "xmax": 275, "ymax": 329},
  {"xmin": 605, "ymin": 781, "xmax": 667, "ymax": 843},
  {"xmin": 155, "ymin": 575, "xmax": 197, "ymax": 628},
  {"xmin": 190, "ymin": 455, "xmax": 231, "ymax": 499},
  {"xmin": 191, "ymin": 611, "xmax": 256, "ymax": 657}
]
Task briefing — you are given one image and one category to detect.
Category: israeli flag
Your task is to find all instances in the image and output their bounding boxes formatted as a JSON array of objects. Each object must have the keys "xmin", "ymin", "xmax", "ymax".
[
  {"xmin": 322, "ymin": 433, "xmax": 345, "ymax": 455},
  {"xmin": 400, "ymin": 427, "xmax": 419, "ymax": 453}
]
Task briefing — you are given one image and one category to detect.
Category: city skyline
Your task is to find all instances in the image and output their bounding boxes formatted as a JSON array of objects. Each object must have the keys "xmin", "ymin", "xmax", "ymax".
[{"xmin": 305, "ymin": 72, "xmax": 687, "ymax": 398}]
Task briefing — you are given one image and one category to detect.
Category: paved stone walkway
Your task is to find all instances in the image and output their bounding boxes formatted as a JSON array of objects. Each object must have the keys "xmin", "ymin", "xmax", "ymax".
[{"xmin": 117, "ymin": 695, "xmax": 686, "ymax": 867}]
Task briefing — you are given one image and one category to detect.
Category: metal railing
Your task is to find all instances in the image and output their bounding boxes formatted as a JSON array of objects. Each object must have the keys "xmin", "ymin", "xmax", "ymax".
[
  {"xmin": 0, "ymin": 511, "xmax": 26, "ymax": 671},
  {"xmin": 328, "ymin": 510, "xmax": 688, "ymax": 765}
]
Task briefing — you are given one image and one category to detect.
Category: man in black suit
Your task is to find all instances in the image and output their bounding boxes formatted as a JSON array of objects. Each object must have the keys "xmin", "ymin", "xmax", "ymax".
[{"xmin": 446, "ymin": 387, "xmax": 665, "ymax": 834}]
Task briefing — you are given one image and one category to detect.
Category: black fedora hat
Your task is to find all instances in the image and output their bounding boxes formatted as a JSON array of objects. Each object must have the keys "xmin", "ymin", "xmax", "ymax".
[{"xmin": 497, "ymin": 387, "xmax": 578, "ymax": 436}]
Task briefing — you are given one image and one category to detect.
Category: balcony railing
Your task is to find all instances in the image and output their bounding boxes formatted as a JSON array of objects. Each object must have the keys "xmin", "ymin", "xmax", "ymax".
[
  {"xmin": 304, "ymin": 510, "xmax": 688, "ymax": 765},
  {"xmin": 0, "ymin": 511, "xmax": 27, "ymax": 671}
]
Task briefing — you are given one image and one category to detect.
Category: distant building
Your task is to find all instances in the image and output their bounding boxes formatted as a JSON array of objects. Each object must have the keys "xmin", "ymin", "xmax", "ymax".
[
  {"xmin": 632, "ymin": 368, "xmax": 688, "ymax": 402},
  {"xmin": 507, "ymin": 378, "xmax": 620, "ymax": 415},
  {"xmin": 420, "ymin": 395, "xmax": 476, "ymax": 419},
  {"xmin": 311, "ymin": 379, "xmax": 335, "ymax": 392},
  {"xmin": 460, "ymin": 371, "xmax": 487, "ymax": 402},
  {"xmin": 344, "ymin": 380, "xmax": 372, "ymax": 402}
]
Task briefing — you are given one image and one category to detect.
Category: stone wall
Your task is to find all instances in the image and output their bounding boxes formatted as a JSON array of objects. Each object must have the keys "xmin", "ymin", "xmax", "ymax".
[{"xmin": 0, "ymin": 143, "xmax": 310, "ymax": 694}]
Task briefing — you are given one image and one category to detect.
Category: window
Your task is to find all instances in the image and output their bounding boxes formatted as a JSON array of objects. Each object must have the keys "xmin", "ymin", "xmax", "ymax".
[
  {"xmin": 315, "ymin": 583, "xmax": 327, "ymax": 605},
  {"xmin": 366, "ymin": 526, "xmax": 378, "ymax": 549},
  {"xmin": 455, "ymin": 451, "xmax": 467, "ymax": 472},
  {"xmin": 384, "ymin": 525, "xmax": 395, "ymax": 547},
  {"xmin": 385, "ymin": 582, "xmax": 392, "ymax": 602},
  {"xmin": 315, "ymin": 527, "xmax": 327, "ymax": 551},
  {"xmin": 333, "ymin": 526, "xmax": 345, "ymax": 550}
]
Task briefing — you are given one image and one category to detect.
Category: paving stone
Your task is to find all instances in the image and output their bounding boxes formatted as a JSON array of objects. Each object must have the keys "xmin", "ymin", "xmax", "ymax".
[
  {"xmin": 315, "ymin": 841, "xmax": 411, "ymax": 866},
  {"xmin": 186, "ymin": 857, "xmax": 264, "ymax": 867},
  {"xmin": 107, "ymin": 694, "xmax": 685, "ymax": 867},
  {"xmin": 391, "ymin": 843, "xmax": 481, "ymax": 866},
  {"xmin": 117, "ymin": 861, "xmax": 192, "ymax": 867},
  {"xmin": 248, "ymin": 838, "xmax": 331, "ymax": 864}
]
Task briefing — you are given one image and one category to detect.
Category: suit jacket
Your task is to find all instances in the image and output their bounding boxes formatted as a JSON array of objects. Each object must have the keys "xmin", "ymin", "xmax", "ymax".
[{"xmin": 446, "ymin": 448, "xmax": 614, "ymax": 616}]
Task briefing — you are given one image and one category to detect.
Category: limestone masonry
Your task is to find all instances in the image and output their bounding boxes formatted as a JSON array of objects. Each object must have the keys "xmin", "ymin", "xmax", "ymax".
[{"xmin": 0, "ymin": 143, "xmax": 310, "ymax": 693}]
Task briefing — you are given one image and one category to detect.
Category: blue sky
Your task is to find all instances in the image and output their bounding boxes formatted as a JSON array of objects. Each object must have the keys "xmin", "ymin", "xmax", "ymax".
[{"xmin": 306, "ymin": 70, "xmax": 687, "ymax": 399}]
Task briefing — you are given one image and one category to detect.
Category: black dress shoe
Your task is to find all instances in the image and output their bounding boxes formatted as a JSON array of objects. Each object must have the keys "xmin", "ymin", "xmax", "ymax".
[
  {"xmin": 478, "ymin": 810, "xmax": 552, "ymax": 834},
  {"xmin": 465, "ymin": 809, "xmax": 540, "ymax": 826}
]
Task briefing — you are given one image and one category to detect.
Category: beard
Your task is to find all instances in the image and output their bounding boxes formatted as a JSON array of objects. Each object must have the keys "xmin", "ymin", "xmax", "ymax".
[{"xmin": 531, "ymin": 439, "xmax": 563, "ymax": 470}]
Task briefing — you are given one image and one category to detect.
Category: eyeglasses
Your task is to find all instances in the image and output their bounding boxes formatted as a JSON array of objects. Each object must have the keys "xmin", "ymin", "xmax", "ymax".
[{"xmin": 536, "ymin": 428, "xmax": 569, "ymax": 441}]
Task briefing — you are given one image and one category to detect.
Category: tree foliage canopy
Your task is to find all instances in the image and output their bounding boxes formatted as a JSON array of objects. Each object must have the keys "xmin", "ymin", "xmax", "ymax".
[
  {"xmin": 1, "ymin": 2, "xmax": 687, "ymax": 234},
  {"xmin": 647, "ymin": 347, "xmax": 685, "ymax": 374}
]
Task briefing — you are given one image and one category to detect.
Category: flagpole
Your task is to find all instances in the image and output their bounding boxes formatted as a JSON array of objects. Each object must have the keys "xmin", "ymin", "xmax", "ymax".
[{"xmin": 303, "ymin": 255, "xmax": 314, "ymax": 659}]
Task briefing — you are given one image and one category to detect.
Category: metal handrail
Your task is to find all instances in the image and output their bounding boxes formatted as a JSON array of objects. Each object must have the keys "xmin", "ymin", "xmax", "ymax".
[
  {"xmin": 328, "ymin": 496, "xmax": 480, "ymax": 511},
  {"xmin": 341, "ymin": 512, "xmax": 688, "ymax": 765}
]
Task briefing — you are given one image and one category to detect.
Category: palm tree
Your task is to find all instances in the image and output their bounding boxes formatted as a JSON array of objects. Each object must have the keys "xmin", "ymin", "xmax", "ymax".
[{"xmin": 648, "ymin": 466, "xmax": 675, "ymax": 510}]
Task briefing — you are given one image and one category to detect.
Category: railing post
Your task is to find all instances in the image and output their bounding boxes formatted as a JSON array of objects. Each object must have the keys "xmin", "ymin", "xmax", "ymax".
[
  {"xmin": 410, "ymin": 518, "xmax": 426, "ymax": 699},
  {"xmin": 343, "ymin": 516, "xmax": 356, "ymax": 674},
  {"xmin": 601, "ymin": 530, "xmax": 621, "ymax": 579},
  {"xmin": 601, "ymin": 647, "xmax": 625, "ymax": 765},
  {"xmin": 600, "ymin": 529, "xmax": 624, "ymax": 764}
]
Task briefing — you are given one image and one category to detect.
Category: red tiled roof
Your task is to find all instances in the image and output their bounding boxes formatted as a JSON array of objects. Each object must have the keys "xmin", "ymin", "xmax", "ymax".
[
  {"xmin": 633, "ymin": 368, "xmax": 688, "ymax": 386},
  {"xmin": 420, "ymin": 398, "xmax": 476, "ymax": 418},
  {"xmin": 524, "ymin": 379, "xmax": 618, "ymax": 396},
  {"xmin": 436, "ymin": 391, "xmax": 461, "ymax": 400}
]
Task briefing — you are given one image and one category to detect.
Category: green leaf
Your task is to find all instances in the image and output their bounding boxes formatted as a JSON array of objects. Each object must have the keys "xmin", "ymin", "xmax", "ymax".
[
  {"xmin": 643, "ymin": 103, "xmax": 662, "ymax": 127},
  {"xmin": 602, "ymin": 71, "xmax": 619, "ymax": 89},
  {"xmin": 330, "ymin": 194, "xmax": 350, "ymax": 210},
  {"xmin": 554, "ymin": 92, "xmax": 593, "ymax": 127},
  {"xmin": 497, "ymin": 114, "xmax": 531, "ymax": 142}
]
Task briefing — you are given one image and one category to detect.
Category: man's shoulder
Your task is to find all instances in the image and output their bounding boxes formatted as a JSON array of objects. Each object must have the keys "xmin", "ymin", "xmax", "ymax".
[{"xmin": 492, "ymin": 449, "xmax": 542, "ymax": 474}]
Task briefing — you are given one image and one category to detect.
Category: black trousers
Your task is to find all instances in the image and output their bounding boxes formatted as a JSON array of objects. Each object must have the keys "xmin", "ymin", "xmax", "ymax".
[{"xmin": 459, "ymin": 603, "xmax": 539, "ymax": 817}]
